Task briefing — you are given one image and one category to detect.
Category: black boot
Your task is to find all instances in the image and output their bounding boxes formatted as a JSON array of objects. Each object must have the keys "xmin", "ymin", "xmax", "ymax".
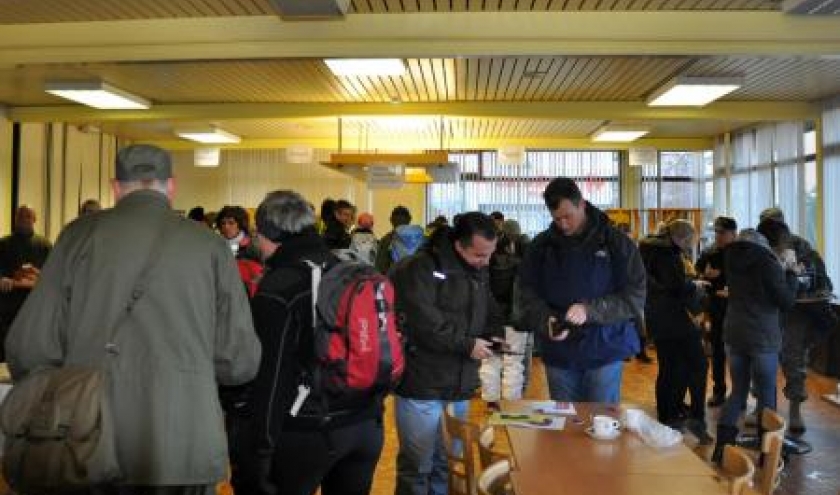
[{"xmin": 711, "ymin": 424, "xmax": 739, "ymax": 465}]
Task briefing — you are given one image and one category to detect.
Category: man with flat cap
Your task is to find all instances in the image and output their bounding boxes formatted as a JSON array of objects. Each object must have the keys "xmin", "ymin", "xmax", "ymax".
[
  {"xmin": 758, "ymin": 207, "xmax": 834, "ymax": 434},
  {"xmin": 6, "ymin": 144, "xmax": 261, "ymax": 494}
]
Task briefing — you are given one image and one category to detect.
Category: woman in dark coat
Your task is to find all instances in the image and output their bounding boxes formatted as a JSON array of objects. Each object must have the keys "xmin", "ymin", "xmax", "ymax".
[
  {"xmin": 711, "ymin": 227, "xmax": 798, "ymax": 463},
  {"xmin": 639, "ymin": 219, "xmax": 712, "ymax": 444}
]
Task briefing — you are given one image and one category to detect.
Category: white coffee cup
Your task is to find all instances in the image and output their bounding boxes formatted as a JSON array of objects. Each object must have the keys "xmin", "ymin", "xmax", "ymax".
[{"xmin": 593, "ymin": 415, "xmax": 621, "ymax": 437}]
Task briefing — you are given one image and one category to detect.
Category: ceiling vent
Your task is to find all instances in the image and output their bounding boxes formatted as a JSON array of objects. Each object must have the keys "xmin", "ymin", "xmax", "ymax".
[
  {"xmin": 268, "ymin": 0, "xmax": 351, "ymax": 19},
  {"xmin": 782, "ymin": 0, "xmax": 840, "ymax": 14}
]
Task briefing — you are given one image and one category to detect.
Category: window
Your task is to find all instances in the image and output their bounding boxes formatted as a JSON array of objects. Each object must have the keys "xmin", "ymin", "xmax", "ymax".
[
  {"xmin": 427, "ymin": 150, "xmax": 621, "ymax": 238},
  {"xmin": 641, "ymin": 151, "xmax": 712, "ymax": 210},
  {"xmin": 823, "ymin": 104, "xmax": 840, "ymax": 291},
  {"xmin": 716, "ymin": 121, "xmax": 810, "ymax": 239}
]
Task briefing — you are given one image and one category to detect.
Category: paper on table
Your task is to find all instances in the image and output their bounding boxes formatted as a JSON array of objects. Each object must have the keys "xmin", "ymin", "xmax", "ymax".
[
  {"xmin": 489, "ymin": 412, "xmax": 566, "ymax": 430},
  {"xmin": 530, "ymin": 401, "xmax": 576, "ymax": 415}
]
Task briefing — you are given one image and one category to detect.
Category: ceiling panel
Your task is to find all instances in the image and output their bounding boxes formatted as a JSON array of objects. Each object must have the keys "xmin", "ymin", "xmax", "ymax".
[
  {"xmin": 690, "ymin": 56, "xmax": 840, "ymax": 102},
  {"xmin": 3, "ymin": 55, "xmax": 839, "ymax": 108},
  {"xmin": 0, "ymin": 0, "xmax": 780, "ymax": 24}
]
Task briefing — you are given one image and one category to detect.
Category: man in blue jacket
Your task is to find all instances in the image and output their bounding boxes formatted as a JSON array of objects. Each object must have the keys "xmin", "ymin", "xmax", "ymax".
[{"xmin": 519, "ymin": 178, "xmax": 646, "ymax": 403}]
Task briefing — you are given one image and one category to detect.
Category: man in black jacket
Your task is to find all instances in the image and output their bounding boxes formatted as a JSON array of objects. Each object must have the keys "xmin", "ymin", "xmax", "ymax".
[
  {"xmin": 390, "ymin": 212, "xmax": 502, "ymax": 495},
  {"xmin": 0, "ymin": 206, "xmax": 51, "ymax": 362},
  {"xmin": 695, "ymin": 216, "xmax": 738, "ymax": 408},
  {"xmin": 235, "ymin": 190, "xmax": 384, "ymax": 495}
]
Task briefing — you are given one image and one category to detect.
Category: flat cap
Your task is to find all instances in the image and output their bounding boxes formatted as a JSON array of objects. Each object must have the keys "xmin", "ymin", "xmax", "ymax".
[{"xmin": 115, "ymin": 144, "xmax": 172, "ymax": 182}]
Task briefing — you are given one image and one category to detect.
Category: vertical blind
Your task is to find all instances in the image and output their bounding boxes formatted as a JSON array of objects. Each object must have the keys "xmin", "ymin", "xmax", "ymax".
[
  {"xmin": 823, "ymin": 104, "xmax": 840, "ymax": 291},
  {"xmin": 722, "ymin": 122, "xmax": 808, "ymax": 238},
  {"xmin": 428, "ymin": 150, "xmax": 620, "ymax": 238}
]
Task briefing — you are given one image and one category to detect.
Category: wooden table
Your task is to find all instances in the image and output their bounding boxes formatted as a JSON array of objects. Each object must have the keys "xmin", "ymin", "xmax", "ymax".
[{"xmin": 502, "ymin": 402, "xmax": 728, "ymax": 495}]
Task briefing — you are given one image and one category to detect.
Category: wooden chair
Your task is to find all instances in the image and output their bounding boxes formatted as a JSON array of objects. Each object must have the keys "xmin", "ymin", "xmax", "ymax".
[
  {"xmin": 721, "ymin": 445, "xmax": 756, "ymax": 495},
  {"xmin": 478, "ymin": 425, "xmax": 510, "ymax": 471},
  {"xmin": 477, "ymin": 459, "xmax": 512, "ymax": 495},
  {"xmin": 754, "ymin": 408, "xmax": 786, "ymax": 495},
  {"xmin": 443, "ymin": 402, "xmax": 481, "ymax": 495}
]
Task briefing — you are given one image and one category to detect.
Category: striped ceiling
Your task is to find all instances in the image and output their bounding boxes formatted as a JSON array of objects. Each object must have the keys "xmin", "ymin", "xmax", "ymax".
[
  {"xmin": 3, "ymin": 56, "xmax": 839, "ymax": 108},
  {"xmin": 0, "ymin": 0, "xmax": 781, "ymax": 24}
]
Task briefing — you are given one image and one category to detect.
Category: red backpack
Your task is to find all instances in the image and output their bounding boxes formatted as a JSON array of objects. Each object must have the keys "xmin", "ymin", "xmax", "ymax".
[{"xmin": 304, "ymin": 260, "xmax": 404, "ymax": 398}]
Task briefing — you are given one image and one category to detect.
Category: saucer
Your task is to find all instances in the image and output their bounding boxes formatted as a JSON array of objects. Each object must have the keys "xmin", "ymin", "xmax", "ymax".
[{"xmin": 585, "ymin": 426, "xmax": 621, "ymax": 441}]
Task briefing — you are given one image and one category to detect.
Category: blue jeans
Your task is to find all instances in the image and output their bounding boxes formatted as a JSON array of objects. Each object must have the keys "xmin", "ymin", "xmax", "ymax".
[
  {"xmin": 544, "ymin": 361, "xmax": 624, "ymax": 403},
  {"xmin": 394, "ymin": 397, "xmax": 468, "ymax": 495},
  {"xmin": 719, "ymin": 348, "xmax": 778, "ymax": 428}
]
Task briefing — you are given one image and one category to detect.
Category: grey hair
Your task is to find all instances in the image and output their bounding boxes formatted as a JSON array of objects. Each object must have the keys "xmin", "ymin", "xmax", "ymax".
[
  {"xmin": 116, "ymin": 179, "xmax": 168, "ymax": 196},
  {"xmin": 665, "ymin": 219, "xmax": 695, "ymax": 243},
  {"xmin": 256, "ymin": 190, "xmax": 316, "ymax": 242},
  {"xmin": 737, "ymin": 228, "xmax": 771, "ymax": 250}
]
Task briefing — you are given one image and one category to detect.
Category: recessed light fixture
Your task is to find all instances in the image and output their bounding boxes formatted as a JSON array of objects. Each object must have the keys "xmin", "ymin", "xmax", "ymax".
[
  {"xmin": 591, "ymin": 124, "xmax": 650, "ymax": 143},
  {"xmin": 324, "ymin": 58, "xmax": 406, "ymax": 77},
  {"xmin": 647, "ymin": 76, "xmax": 743, "ymax": 107},
  {"xmin": 175, "ymin": 127, "xmax": 241, "ymax": 144},
  {"xmin": 44, "ymin": 80, "xmax": 151, "ymax": 110}
]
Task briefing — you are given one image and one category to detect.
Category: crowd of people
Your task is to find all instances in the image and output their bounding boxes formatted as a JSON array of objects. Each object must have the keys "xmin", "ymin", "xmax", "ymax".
[{"xmin": 0, "ymin": 143, "xmax": 835, "ymax": 495}]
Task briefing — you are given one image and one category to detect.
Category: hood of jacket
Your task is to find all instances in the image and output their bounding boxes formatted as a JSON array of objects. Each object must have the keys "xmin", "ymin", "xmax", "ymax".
[
  {"xmin": 639, "ymin": 233, "xmax": 678, "ymax": 254},
  {"xmin": 725, "ymin": 239, "xmax": 778, "ymax": 275}
]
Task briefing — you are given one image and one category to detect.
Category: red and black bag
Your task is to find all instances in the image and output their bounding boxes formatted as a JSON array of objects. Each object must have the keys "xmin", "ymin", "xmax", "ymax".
[{"xmin": 304, "ymin": 260, "xmax": 404, "ymax": 398}]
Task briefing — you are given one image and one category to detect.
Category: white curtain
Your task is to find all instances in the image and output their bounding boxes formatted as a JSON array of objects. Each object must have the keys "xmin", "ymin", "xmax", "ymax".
[
  {"xmin": 774, "ymin": 121, "xmax": 805, "ymax": 234},
  {"xmin": 823, "ymin": 104, "xmax": 840, "ymax": 290},
  {"xmin": 713, "ymin": 136, "xmax": 729, "ymax": 216},
  {"xmin": 723, "ymin": 122, "xmax": 805, "ymax": 232}
]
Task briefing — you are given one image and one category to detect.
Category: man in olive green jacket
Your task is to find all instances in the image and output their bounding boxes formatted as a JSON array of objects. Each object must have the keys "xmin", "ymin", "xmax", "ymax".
[{"xmin": 5, "ymin": 144, "xmax": 261, "ymax": 495}]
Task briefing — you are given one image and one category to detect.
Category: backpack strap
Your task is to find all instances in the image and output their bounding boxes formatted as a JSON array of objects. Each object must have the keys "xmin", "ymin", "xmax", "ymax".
[
  {"xmin": 105, "ymin": 216, "xmax": 173, "ymax": 353},
  {"xmin": 302, "ymin": 259, "xmax": 323, "ymax": 330}
]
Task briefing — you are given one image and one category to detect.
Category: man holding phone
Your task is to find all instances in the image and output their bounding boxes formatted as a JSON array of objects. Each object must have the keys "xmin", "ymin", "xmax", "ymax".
[{"xmin": 518, "ymin": 178, "xmax": 646, "ymax": 403}]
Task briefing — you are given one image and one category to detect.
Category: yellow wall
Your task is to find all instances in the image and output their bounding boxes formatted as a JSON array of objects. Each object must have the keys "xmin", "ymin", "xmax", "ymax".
[
  {"xmin": 370, "ymin": 184, "xmax": 427, "ymax": 237},
  {"xmin": 17, "ymin": 123, "xmax": 117, "ymax": 240}
]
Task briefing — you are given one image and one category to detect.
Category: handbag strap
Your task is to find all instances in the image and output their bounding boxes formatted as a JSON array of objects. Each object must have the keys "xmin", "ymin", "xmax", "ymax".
[{"xmin": 104, "ymin": 215, "xmax": 174, "ymax": 349}]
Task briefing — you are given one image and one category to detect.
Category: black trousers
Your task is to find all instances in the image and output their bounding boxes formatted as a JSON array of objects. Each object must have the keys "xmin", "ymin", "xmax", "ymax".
[
  {"xmin": 655, "ymin": 334, "xmax": 708, "ymax": 424},
  {"xmin": 232, "ymin": 416, "xmax": 384, "ymax": 495},
  {"xmin": 708, "ymin": 312, "xmax": 728, "ymax": 397}
]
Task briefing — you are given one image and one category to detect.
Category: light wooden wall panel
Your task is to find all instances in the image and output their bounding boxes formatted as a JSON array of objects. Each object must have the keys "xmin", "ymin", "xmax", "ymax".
[
  {"xmin": 16, "ymin": 123, "xmax": 118, "ymax": 240},
  {"xmin": 17, "ymin": 123, "xmax": 48, "ymax": 236},
  {"xmin": 0, "ymin": 117, "xmax": 12, "ymax": 234}
]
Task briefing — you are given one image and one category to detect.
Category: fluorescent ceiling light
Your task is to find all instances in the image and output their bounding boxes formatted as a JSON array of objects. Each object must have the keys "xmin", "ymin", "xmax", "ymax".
[
  {"xmin": 325, "ymin": 59, "xmax": 406, "ymax": 76},
  {"xmin": 175, "ymin": 127, "xmax": 241, "ymax": 144},
  {"xmin": 647, "ymin": 76, "xmax": 743, "ymax": 107},
  {"xmin": 44, "ymin": 80, "xmax": 151, "ymax": 109},
  {"xmin": 592, "ymin": 125, "xmax": 649, "ymax": 143}
]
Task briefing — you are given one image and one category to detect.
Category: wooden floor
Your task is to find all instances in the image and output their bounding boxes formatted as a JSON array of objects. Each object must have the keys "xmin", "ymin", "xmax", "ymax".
[{"xmin": 371, "ymin": 353, "xmax": 840, "ymax": 495}]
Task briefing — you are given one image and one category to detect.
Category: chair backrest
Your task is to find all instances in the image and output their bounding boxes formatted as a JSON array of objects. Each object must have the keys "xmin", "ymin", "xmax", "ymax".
[
  {"xmin": 443, "ymin": 403, "xmax": 481, "ymax": 495},
  {"xmin": 478, "ymin": 425, "xmax": 510, "ymax": 471},
  {"xmin": 722, "ymin": 445, "xmax": 756, "ymax": 495},
  {"xmin": 756, "ymin": 408, "xmax": 786, "ymax": 495},
  {"xmin": 477, "ymin": 459, "xmax": 512, "ymax": 495}
]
